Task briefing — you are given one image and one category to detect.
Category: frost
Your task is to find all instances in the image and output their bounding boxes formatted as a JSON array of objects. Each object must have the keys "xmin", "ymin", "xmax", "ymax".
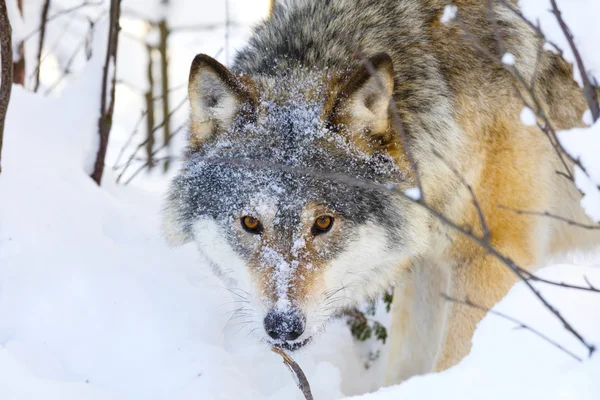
[
  {"xmin": 502, "ymin": 53, "xmax": 515, "ymax": 66},
  {"xmin": 440, "ymin": 5, "xmax": 458, "ymax": 24},
  {"xmin": 520, "ymin": 107, "xmax": 537, "ymax": 126},
  {"xmin": 582, "ymin": 109, "xmax": 593, "ymax": 126},
  {"xmin": 404, "ymin": 187, "xmax": 421, "ymax": 201}
]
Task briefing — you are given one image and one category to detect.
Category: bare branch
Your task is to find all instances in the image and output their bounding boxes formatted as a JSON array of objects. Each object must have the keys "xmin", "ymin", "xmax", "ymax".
[
  {"xmin": 271, "ymin": 347, "xmax": 314, "ymax": 400},
  {"xmin": 122, "ymin": 124, "xmax": 185, "ymax": 185},
  {"xmin": 44, "ymin": 14, "xmax": 108, "ymax": 96},
  {"xmin": 0, "ymin": 0, "xmax": 14, "ymax": 174},
  {"xmin": 549, "ymin": 0, "xmax": 599, "ymax": 121},
  {"xmin": 499, "ymin": 205, "xmax": 600, "ymax": 230},
  {"xmin": 21, "ymin": 0, "xmax": 104, "ymax": 43},
  {"xmin": 442, "ymin": 294, "xmax": 583, "ymax": 362},
  {"xmin": 12, "ymin": 0, "xmax": 25, "ymax": 86},
  {"xmin": 115, "ymin": 96, "xmax": 186, "ymax": 183},
  {"xmin": 432, "ymin": 149, "xmax": 490, "ymax": 241},
  {"xmin": 158, "ymin": 17, "xmax": 172, "ymax": 171},
  {"xmin": 144, "ymin": 45, "xmax": 156, "ymax": 170},
  {"xmin": 33, "ymin": 0, "xmax": 51, "ymax": 92},
  {"xmin": 91, "ymin": 0, "xmax": 122, "ymax": 185}
]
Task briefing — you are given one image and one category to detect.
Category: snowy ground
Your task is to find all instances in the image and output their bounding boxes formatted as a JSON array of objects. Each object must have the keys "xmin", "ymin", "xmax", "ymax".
[
  {"xmin": 2, "ymin": 83, "xmax": 599, "ymax": 400},
  {"xmin": 1, "ymin": 0, "xmax": 600, "ymax": 399}
]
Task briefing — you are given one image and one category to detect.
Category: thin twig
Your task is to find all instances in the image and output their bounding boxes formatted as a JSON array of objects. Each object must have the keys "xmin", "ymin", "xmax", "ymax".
[
  {"xmin": 271, "ymin": 347, "xmax": 314, "ymax": 400},
  {"xmin": 145, "ymin": 44, "xmax": 156, "ymax": 169},
  {"xmin": 499, "ymin": 205, "xmax": 600, "ymax": 230},
  {"xmin": 549, "ymin": 0, "xmax": 599, "ymax": 122},
  {"xmin": 21, "ymin": 0, "xmax": 104, "ymax": 42},
  {"xmin": 442, "ymin": 294, "xmax": 583, "ymax": 362},
  {"xmin": 158, "ymin": 16, "xmax": 172, "ymax": 171},
  {"xmin": 122, "ymin": 124, "xmax": 185, "ymax": 185},
  {"xmin": 432, "ymin": 149, "xmax": 490, "ymax": 240},
  {"xmin": 33, "ymin": 0, "xmax": 51, "ymax": 92},
  {"xmin": 116, "ymin": 96, "xmax": 186, "ymax": 183},
  {"xmin": 45, "ymin": 14, "xmax": 108, "ymax": 96}
]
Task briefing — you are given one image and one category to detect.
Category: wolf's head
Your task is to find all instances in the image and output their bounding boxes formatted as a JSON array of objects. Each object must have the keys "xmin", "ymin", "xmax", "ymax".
[{"xmin": 163, "ymin": 54, "xmax": 429, "ymax": 350}]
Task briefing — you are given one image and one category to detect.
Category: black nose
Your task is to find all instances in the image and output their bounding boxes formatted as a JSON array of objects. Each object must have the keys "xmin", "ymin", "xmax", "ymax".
[{"xmin": 264, "ymin": 310, "xmax": 305, "ymax": 341}]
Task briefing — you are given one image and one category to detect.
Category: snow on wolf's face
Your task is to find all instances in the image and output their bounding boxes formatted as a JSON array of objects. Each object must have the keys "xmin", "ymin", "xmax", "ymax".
[{"xmin": 163, "ymin": 54, "xmax": 426, "ymax": 350}]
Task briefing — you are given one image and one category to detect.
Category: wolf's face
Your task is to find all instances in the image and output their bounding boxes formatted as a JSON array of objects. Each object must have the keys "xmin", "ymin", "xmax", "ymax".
[{"xmin": 163, "ymin": 54, "xmax": 429, "ymax": 350}]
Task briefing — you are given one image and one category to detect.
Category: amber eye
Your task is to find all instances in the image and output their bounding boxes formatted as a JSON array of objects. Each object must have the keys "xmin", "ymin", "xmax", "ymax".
[
  {"xmin": 313, "ymin": 215, "xmax": 334, "ymax": 234},
  {"xmin": 241, "ymin": 216, "xmax": 262, "ymax": 233}
]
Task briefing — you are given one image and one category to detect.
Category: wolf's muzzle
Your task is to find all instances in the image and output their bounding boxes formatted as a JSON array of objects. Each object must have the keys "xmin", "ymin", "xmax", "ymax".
[{"xmin": 263, "ymin": 309, "xmax": 305, "ymax": 342}]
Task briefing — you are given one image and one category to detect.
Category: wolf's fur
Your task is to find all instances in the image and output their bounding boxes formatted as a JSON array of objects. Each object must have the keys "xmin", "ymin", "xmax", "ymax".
[{"xmin": 163, "ymin": 0, "xmax": 600, "ymax": 385}]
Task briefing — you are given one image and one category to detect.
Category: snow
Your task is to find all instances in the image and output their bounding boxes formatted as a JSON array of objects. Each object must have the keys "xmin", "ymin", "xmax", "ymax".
[
  {"xmin": 1, "ymin": 86, "xmax": 385, "ymax": 400},
  {"xmin": 502, "ymin": 52, "xmax": 515, "ymax": 66},
  {"xmin": 520, "ymin": 107, "xmax": 537, "ymax": 126},
  {"xmin": 403, "ymin": 187, "xmax": 421, "ymax": 201},
  {"xmin": 558, "ymin": 120, "xmax": 600, "ymax": 222},
  {"xmin": 350, "ymin": 264, "xmax": 600, "ymax": 400},
  {"xmin": 440, "ymin": 5, "xmax": 457, "ymax": 24},
  {"xmin": 1, "ymin": 0, "xmax": 599, "ymax": 399}
]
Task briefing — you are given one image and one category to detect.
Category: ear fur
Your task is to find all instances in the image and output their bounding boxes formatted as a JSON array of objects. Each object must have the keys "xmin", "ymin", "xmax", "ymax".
[
  {"xmin": 188, "ymin": 54, "xmax": 256, "ymax": 149},
  {"xmin": 328, "ymin": 53, "xmax": 395, "ymax": 144}
]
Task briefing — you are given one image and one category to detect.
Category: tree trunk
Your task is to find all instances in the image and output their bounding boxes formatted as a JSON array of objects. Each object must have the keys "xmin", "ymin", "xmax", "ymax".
[
  {"xmin": 0, "ymin": 0, "xmax": 14, "ymax": 174},
  {"xmin": 12, "ymin": 0, "xmax": 25, "ymax": 86},
  {"xmin": 33, "ymin": 0, "xmax": 51, "ymax": 92},
  {"xmin": 90, "ymin": 0, "xmax": 122, "ymax": 185},
  {"xmin": 158, "ymin": 18, "xmax": 171, "ymax": 172}
]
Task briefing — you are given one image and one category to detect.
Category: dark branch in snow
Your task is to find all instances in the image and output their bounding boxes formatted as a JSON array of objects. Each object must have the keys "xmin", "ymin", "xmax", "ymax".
[
  {"xmin": 272, "ymin": 347, "xmax": 314, "ymax": 400},
  {"xmin": 549, "ymin": 0, "xmax": 599, "ymax": 122},
  {"xmin": 0, "ymin": 0, "xmax": 13, "ymax": 175},
  {"xmin": 12, "ymin": 0, "xmax": 25, "ymax": 86},
  {"xmin": 44, "ymin": 16, "xmax": 105, "ymax": 96},
  {"xmin": 442, "ymin": 295, "xmax": 583, "ymax": 362},
  {"xmin": 158, "ymin": 15, "xmax": 172, "ymax": 171},
  {"xmin": 115, "ymin": 97, "xmax": 187, "ymax": 183},
  {"xmin": 91, "ymin": 0, "xmax": 122, "ymax": 185},
  {"xmin": 33, "ymin": 0, "xmax": 51, "ymax": 93}
]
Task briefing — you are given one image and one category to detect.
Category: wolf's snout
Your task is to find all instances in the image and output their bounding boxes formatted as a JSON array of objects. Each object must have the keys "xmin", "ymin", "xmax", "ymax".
[{"xmin": 263, "ymin": 310, "xmax": 305, "ymax": 341}]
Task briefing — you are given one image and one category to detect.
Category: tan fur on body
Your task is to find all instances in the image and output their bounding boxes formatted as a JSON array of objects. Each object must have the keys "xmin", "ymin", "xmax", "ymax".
[
  {"xmin": 386, "ymin": 1, "xmax": 599, "ymax": 382},
  {"xmin": 165, "ymin": 0, "xmax": 600, "ymax": 387}
]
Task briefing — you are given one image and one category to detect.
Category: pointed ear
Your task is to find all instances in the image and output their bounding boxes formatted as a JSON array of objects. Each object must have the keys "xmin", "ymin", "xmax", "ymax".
[
  {"xmin": 327, "ymin": 53, "xmax": 395, "ymax": 142},
  {"xmin": 188, "ymin": 54, "xmax": 257, "ymax": 149}
]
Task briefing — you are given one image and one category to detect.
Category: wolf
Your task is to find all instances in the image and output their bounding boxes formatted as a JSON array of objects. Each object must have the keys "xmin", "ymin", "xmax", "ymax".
[{"xmin": 163, "ymin": 0, "xmax": 599, "ymax": 385}]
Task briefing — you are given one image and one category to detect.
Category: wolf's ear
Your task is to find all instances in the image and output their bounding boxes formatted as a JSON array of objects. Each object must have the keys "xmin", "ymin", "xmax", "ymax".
[
  {"xmin": 327, "ymin": 53, "xmax": 395, "ymax": 142},
  {"xmin": 188, "ymin": 54, "xmax": 256, "ymax": 148}
]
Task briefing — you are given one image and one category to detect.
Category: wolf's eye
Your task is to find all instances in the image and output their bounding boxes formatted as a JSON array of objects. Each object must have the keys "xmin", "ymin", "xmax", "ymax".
[
  {"xmin": 313, "ymin": 215, "xmax": 334, "ymax": 234},
  {"xmin": 241, "ymin": 216, "xmax": 262, "ymax": 233}
]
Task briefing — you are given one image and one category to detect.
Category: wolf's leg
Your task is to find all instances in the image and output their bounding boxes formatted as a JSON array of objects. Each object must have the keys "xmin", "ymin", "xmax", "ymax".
[{"xmin": 385, "ymin": 260, "xmax": 452, "ymax": 385}]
